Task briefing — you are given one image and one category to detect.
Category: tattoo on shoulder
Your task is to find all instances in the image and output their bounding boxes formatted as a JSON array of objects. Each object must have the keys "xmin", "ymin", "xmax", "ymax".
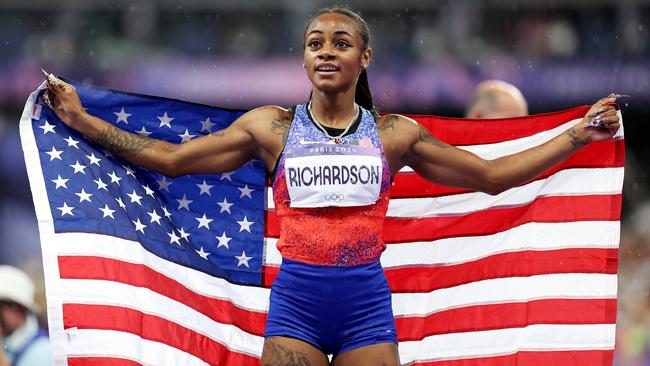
[
  {"xmin": 418, "ymin": 125, "xmax": 451, "ymax": 148},
  {"xmin": 263, "ymin": 339, "xmax": 311, "ymax": 366},
  {"xmin": 271, "ymin": 115, "xmax": 291, "ymax": 144},
  {"xmin": 378, "ymin": 114, "xmax": 398, "ymax": 132},
  {"xmin": 566, "ymin": 127, "xmax": 587, "ymax": 148},
  {"xmin": 94, "ymin": 125, "xmax": 156, "ymax": 157}
]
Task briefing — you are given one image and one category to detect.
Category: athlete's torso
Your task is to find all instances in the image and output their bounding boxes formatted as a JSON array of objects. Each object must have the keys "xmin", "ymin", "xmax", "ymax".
[{"xmin": 271, "ymin": 104, "xmax": 392, "ymax": 266}]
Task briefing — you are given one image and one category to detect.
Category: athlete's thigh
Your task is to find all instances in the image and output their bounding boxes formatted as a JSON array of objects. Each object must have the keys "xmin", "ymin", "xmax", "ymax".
[
  {"xmin": 331, "ymin": 342, "xmax": 400, "ymax": 366},
  {"xmin": 261, "ymin": 336, "xmax": 329, "ymax": 366}
]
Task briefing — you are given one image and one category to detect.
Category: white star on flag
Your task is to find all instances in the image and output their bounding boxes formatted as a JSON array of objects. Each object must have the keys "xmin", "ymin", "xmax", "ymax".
[
  {"xmin": 99, "ymin": 204, "xmax": 116, "ymax": 219},
  {"xmin": 238, "ymin": 185, "xmax": 254, "ymax": 199},
  {"xmin": 136, "ymin": 126, "xmax": 152, "ymax": 137},
  {"xmin": 217, "ymin": 197, "xmax": 233, "ymax": 214},
  {"xmin": 235, "ymin": 251, "xmax": 252, "ymax": 268},
  {"xmin": 143, "ymin": 185, "xmax": 155, "ymax": 197},
  {"xmin": 108, "ymin": 171, "xmax": 122, "ymax": 185},
  {"xmin": 123, "ymin": 165, "xmax": 136, "ymax": 177},
  {"xmin": 85, "ymin": 153, "xmax": 101, "ymax": 166},
  {"xmin": 114, "ymin": 107, "xmax": 131, "ymax": 124},
  {"xmin": 196, "ymin": 246, "xmax": 210, "ymax": 260},
  {"xmin": 167, "ymin": 230, "xmax": 181, "ymax": 245},
  {"xmin": 196, "ymin": 214, "xmax": 213, "ymax": 229},
  {"xmin": 178, "ymin": 129, "xmax": 196, "ymax": 143},
  {"xmin": 70, "ymin": 161, "xmax": 87, "ymax": 174},
  {"xmin": 197, "ymin": 180, "xmax": 213, "ymax": 196},
  {"xmin": 237, "ymin": 216, "xmax": 254, "ymax": 233},
  {"xmin": 156, "ymin": 176, "xmax": 173, "ymax": 191},
  {"xmin": 57, "ymin": 202, "xmax": 74, "ymax": 216},
  {"xmin": 177, "ymin": 194, "xmax": 193, "ymax": 210},
  {"xmin": 75, "ymin": 189, "xmax": 93, "ymax": 203},
  {"xmin": 215, "ymin": 232, "xmax": 231, "ymax": 249},
  {"xmin": 51, "ymin": 175, "xmax": 69, "ymax": 189},
  {"xmin": 46, "ymin": 147, "xmax": 63, "ymax": 161},
  {"xmin": 64, "ymin": 136, "xmax": 80, "ymax": 148},
  {"xmin": 220, "ymin": 172, "xmax": 234, "ymax": 181},
  {"xmin": 94, "ymin": 177, "xmax": 108, "ymax": 191},
  {"xmin": 157, "ymin": 112, "xmax": 174, "ymax": 128},
  {"xmin": 162, "ymin": 206, "xmax": 171, "ymax": 218},
  {"xmin": 132, "ymin": 218, "xmax": 147, "ymax": 234},
  {"xmin": 178, "ymin": 227, "xmax": 191, "ymax": 241},
  {"xmin": 127, "ymin": 190, "xmax": 143, "ymax": 205},
  {"xmin": 200, "ymin": 117, "xmax": 215, "ymax": 133},
  {"xmin": 39, "ymin": 120, "xmax": 56, "ymax": 134},
  {"xmin": 115, "ymin": 197, "xmax": 126, "ymax": 209},
  {"xmin": 147, "ymin": 209, "xmax": 162, "ymax": 225}
]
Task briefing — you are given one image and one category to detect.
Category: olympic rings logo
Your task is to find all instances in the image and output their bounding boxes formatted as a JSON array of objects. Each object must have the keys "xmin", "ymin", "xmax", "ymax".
[{"xmin": 324, "ymin": 193, "xmax": 345, "ymax": 203}]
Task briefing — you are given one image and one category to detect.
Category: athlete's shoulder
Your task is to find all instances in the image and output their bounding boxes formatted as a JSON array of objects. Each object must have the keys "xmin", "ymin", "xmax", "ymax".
[
  {"xmin": 376, "ymin": 113, "xmax": 419, "ymax": 133},
  {"xmin": 243, "ymin": 105, "xmax": 293, "ymax": 122}
]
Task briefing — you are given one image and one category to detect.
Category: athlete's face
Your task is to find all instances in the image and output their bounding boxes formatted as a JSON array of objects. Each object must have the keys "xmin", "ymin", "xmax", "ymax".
[{"xmin": 304, "ymin": 13, "xmax": 372, "ymax": 94}]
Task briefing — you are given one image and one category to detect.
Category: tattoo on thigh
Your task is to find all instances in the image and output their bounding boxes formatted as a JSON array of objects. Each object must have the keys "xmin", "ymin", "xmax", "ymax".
[
  {"xmin": 418, "ymin": 125, "xmax": 450, "ymax": 148},
  {"xmin": 94, "ymin": 125, "xmax": 156, "ymax": 157},
  {"xmin": 271, "ymin": 117, "xmax": 291, "ymax": 145},
  {"xmin": 264, "ymin": 340, "xmax": 312, "ymax": 366}
]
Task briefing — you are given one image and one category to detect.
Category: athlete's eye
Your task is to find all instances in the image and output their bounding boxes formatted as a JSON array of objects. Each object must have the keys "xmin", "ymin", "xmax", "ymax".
[
  {"xmin": 336, "ymin": 41, "xmax": 351, "ymax": 48},
  {"xmin": 307, "ymin": 40, "xmax": 322, "ymax": 48}
]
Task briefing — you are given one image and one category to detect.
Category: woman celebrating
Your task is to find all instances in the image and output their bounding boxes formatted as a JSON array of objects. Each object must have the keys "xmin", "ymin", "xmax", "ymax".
[{"xmin": 44, "ymin": 7, "xmax": 620, "ymax": 366}]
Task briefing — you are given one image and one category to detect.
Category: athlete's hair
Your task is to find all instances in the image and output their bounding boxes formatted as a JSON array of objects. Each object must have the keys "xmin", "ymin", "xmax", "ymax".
[{"xmin": 306, "ymin": 7, "xmax": 379, "ymax": 117}]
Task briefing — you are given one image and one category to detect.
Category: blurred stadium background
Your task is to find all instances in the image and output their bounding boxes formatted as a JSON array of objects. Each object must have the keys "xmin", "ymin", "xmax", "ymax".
[{"xmin": 0, "ymin": 0, "xmax": 648, "ymax": 363}]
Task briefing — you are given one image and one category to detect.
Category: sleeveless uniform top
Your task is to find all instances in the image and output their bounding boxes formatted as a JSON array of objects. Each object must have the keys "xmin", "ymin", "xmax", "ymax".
[{"xmin": 271, "ymin": 104, "xmax": 392, "ymax": 266}]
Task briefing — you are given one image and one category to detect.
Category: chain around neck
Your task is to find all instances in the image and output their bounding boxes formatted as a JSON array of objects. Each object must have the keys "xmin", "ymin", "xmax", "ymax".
[{"xmin": 307, "ymin": 101, "xmax": 359, "ymax": 141}]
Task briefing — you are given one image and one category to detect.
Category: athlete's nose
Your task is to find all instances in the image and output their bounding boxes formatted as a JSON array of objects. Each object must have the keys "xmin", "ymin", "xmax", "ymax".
[{"xmin": 317, "ymin": 43, "xmax": 336, "ymax": 60}]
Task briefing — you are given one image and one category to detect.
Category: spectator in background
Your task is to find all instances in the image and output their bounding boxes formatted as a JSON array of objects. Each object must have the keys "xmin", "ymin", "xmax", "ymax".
[
  {"xmin": 465, "ymin": 80, "xmax": 528, "ymax": 119},
  {"xmin": 0, "ymin": 266, "xmax": 51, "ymax": 366}
]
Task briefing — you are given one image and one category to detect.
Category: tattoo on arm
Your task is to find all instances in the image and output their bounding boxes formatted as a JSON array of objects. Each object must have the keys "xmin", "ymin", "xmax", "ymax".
[
  {"xmin": 263, "ymin": 340, "xmax": 311, "ymax": 366},
  {"xmin": 271, "ymin": 116, "xmax": 291, "ymax": 145},
  {"xmin": 418, "ymin": 125, "xmax": 451, "ymax": 148},
  {"xmin": 566, "ymin": 127, "xmax": 587, "ymax": 148},
  {"xmin": 378, "ymin": 114, "xmax": 398, "ymax": 132},
  {"xmin": 94, "ymin": 125, "xmax": 156, "ymax": 157},
  {"xmin": 210, "ymin": 130, "xmax": 225, "ymax": 138}
]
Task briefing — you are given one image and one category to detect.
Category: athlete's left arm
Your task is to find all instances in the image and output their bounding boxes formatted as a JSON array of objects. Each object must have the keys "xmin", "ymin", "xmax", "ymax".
[{"xmin": 389, "ymin": 97, "xmax": 620, "ymax": 195}]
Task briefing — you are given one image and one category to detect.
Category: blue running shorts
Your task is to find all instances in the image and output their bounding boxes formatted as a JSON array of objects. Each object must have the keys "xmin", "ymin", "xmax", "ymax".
[{"xmin": 264, "ymin": 257, "xmax": 398, "ymax": 355}]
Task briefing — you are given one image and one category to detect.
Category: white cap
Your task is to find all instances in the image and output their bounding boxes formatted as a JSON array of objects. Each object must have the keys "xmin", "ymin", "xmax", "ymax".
[{"xmin": 0, "ymin": 265, "xmax": 36, "ymax": 312}]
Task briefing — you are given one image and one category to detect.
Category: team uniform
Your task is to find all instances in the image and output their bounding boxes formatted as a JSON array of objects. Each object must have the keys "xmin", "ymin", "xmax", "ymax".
[{"xmin": 264, "ymin": 103, "xmax": 397, "ymax": 355}]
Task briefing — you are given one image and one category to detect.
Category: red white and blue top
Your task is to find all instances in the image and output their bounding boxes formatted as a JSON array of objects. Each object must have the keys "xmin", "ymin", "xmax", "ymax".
[{"xmin": 271, "ymin": 104, "xmax": 392, "ymax": 266}]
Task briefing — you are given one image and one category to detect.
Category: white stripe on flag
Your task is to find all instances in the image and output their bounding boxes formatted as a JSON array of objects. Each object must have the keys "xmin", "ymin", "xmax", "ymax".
[
  {"xmin": 65, "ymin": 329, "xmax": 210, "ymax": 365},
  {"xmin": 60, "ymin": 279, "xmax": 264, "ymax": 356},
  {"xmin": 398, "ymin": 323, "xmax": 615, "ymax": 363},
  {"xmin": 391, "ymin": 273, "xmax": 617, "ymax": 317},
  {"xmin": 55, "ymin": 233, "xmax": 270, "ymax": 311}
]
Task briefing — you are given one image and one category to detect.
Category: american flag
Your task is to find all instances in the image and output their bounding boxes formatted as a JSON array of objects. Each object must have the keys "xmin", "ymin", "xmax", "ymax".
[{"xmin": 20, "ymin": 80, "xmax": 623, "ymax": 365}]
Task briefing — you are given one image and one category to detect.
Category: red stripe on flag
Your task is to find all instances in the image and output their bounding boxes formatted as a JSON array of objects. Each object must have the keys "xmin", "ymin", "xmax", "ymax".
[
  {"xmin": 382, "ymin": 195, "xmax": 621, "ymax": 243},
  {"xmin": 409, "ymin": 349, "xmax": 614, "ymax": 366},
  {"xmin": 58, "ymin": 256, "xmax": 267, "ymax": 336},
  {"xmin": 391, "ymin": 140, "xmax": 624, "ymax": 198},
  {"xmin": 68, "ymin": 357, "xmax": 142, "ymax": 366},
  {"xmin": 63, "ymin": 304, "xmax": 259, "ymax": 366},
  {"xmin": 385, "ymin": 248, "xmax": 618, "ymax": 293},
  {"xmin": 263, "ymin": 265, "xmax": 279, "ymax": 288},
  {"xmin": 395, "ymin": 298, "xmax": 617, "ymax": 341},
  {"xmin": 265, "ymin": 195, "xmax": 622, "ymax": 242},
  {"xmin": 406, "ymin": 106, "xmax": 589, "ymax": 145}
]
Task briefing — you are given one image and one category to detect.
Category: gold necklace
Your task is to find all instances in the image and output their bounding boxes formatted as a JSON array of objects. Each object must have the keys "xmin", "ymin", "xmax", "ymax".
[{"xmin": 307, "ymin": 101, "xmax": 359, "ymax": 144}]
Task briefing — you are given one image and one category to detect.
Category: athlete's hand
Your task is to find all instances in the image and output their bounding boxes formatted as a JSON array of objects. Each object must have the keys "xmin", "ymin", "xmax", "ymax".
[
  {"xmin": 575, "ymin": 95, "xmax": 622, "ymax": 144},
  {"xmin": 44, "ymin": 76, "xmax": 88, "ymax": 128}
]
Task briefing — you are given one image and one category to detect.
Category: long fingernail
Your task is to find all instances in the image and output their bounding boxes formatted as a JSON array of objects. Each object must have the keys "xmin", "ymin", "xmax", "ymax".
[{"xmin": 607, "ymin": 93, "xmax": 630, "ymax": 99}]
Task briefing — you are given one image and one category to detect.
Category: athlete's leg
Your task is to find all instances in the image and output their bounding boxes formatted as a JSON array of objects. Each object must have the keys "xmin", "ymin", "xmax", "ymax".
[
  {"xmin": 261, "ymin": 336, "xmax": 329, "ymax": 366},
  {"xmin": 331, "ymin": 342, "xmax": 400, "ymax": 366}
]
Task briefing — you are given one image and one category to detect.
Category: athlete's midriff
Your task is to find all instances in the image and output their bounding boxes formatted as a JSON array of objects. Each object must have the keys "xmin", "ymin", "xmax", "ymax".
[{"xmin": 271, "ymin": 104, "xmax": 392, "ymax": 266}]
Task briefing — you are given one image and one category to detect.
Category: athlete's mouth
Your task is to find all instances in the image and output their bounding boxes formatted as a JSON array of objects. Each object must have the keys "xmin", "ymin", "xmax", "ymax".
[{"xmin": 315, "ymin": 64, "xmax": 340, "ymax": 72}]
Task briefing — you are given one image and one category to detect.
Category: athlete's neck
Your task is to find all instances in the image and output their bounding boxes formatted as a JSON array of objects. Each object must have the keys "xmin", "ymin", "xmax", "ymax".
[{"xmin": 309, "ymin": 90, "xmax": 358, "ymax": 129}]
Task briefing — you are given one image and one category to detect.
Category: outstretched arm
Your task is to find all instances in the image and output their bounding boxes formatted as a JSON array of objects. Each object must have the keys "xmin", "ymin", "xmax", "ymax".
[
  {"xmin": 45, "ymin": 78, "xmax": 286, "ymax": 177},
  {"xmin": 387, "ymin": 97, "xmax": 620, "ymax": 195}
]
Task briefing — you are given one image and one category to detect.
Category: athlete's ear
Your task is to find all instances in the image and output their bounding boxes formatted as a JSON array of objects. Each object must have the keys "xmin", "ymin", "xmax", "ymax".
[{"xmin": 361, "ymin": 47, "xmax": 372, "ymax": 69}]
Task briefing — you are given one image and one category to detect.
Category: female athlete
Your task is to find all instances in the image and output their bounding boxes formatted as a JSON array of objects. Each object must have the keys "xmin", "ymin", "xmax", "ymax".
[{"xmin": 44, "ymin": 7, "xmax": 620, "ymax": 366}]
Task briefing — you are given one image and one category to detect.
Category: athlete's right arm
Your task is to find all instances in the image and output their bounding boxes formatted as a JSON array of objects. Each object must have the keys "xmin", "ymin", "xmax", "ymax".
[{"xmin": 45, "ymin": 78, "xmax": 280, "ymax": 177}]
